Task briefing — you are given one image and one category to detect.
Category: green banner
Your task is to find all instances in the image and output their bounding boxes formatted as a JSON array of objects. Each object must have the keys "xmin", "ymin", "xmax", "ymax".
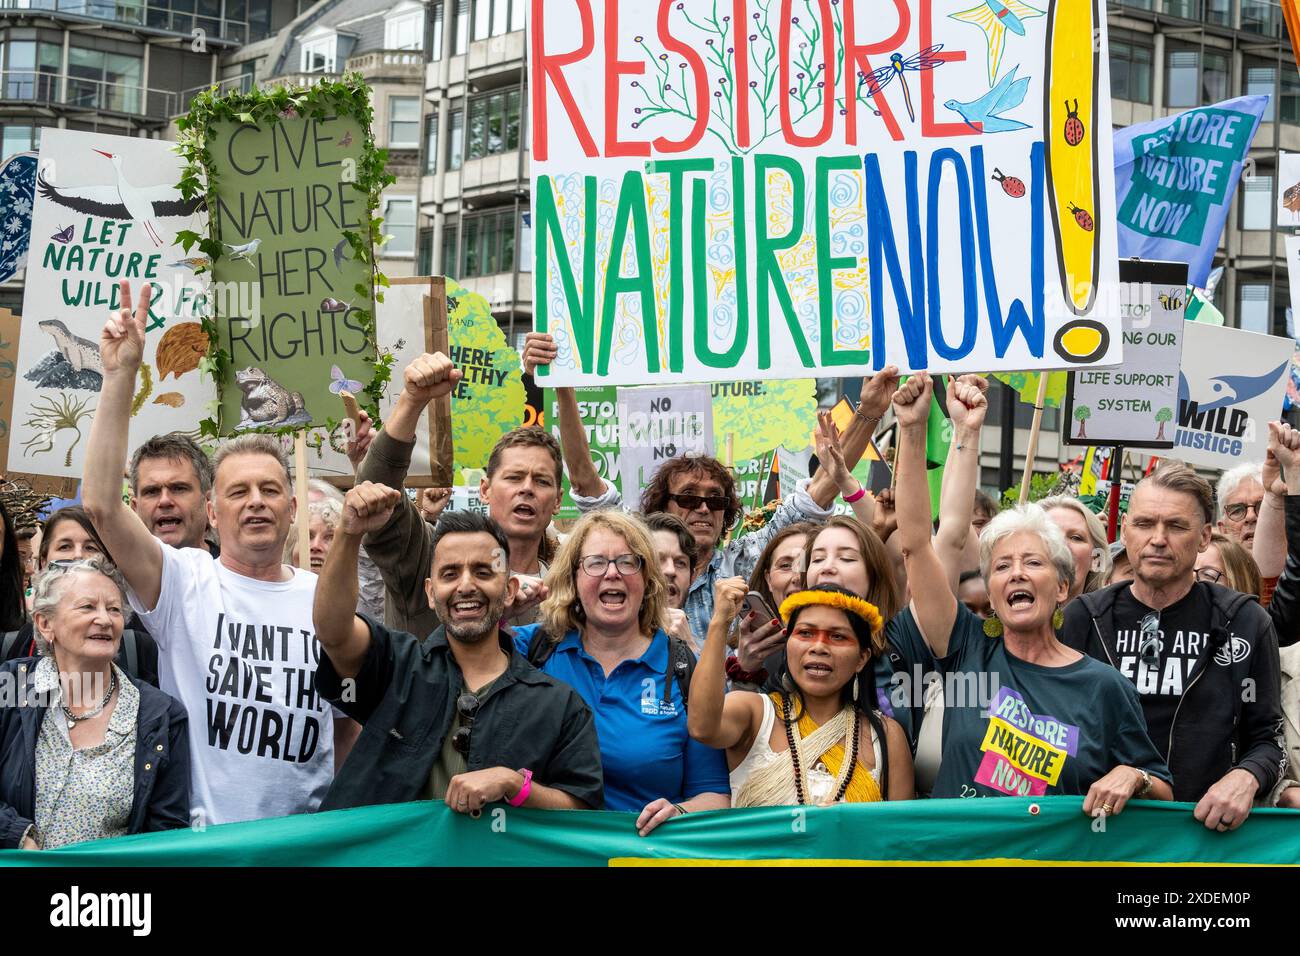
[{"xmin": 3, "ymin": 799, "xmax": 1296, "ymax": 867}]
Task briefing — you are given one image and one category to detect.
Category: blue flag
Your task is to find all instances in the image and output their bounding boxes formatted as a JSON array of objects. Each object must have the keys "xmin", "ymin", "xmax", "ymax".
[{"xmin": 1114, "ymin": 95, "xmax": 1267, "ymax": 287}]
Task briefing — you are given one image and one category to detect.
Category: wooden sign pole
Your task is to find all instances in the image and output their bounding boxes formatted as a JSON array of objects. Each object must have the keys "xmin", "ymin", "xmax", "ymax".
[
  {"xmin": 1018, "ymin": 373, "xmax": 1051, "ymax": 506},
  {"xmin": 425, "ymin": 290, "xmax": 454, "ymax": 488},
  {"xmin": 294, "ymin": 430, "xmax": 310, "ymax": 570}
]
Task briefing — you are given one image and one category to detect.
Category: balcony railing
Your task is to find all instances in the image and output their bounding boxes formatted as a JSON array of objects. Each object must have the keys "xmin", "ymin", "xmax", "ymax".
[
  {"xmin": 0, "ymin": 68, "xmax": 178, "ymax": 119},
  {"xmin": 0, "ymin": 0, "xmax": 248, "ymax": 44},
  {"xmin": 346, "ymin": 50, "xmax": 424, "ymax": 78},
  {"xmin": 176, "ymin": 72, "xmax": 252, "ymax": 114}
]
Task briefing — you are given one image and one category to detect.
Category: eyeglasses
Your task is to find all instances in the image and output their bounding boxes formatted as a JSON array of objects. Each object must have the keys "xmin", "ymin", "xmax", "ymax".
[
  {"xmin": 579, "ymin": 554, "xmax": 643, "ymax": 577},
  {"xmin": 1224, "ymin": 502, "xmax": 1261, "ymax": 522},
  {"xmin": 450, "ymin": 693, "xmax": 479, "ymax": 756},
  {"xmin": 666, "ymin": 492, "xmax": 730, "ymax": 513},
  {"xmin": 1195, "ymin": 567, "xmax": 1223, "ymax": 584},
  {"xmin": 1138, "ymin": 611, "xmax": 1161, "ymax": 669}
]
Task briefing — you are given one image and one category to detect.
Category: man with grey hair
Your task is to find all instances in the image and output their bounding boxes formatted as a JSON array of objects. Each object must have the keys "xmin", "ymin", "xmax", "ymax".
[
  {"xmin": 82, "ymin": 280, "xmax": 340, "ymax": 827},
  {"xmin": 1216, "ymin": 462, "xmax": 1264, "ymax": 550}
]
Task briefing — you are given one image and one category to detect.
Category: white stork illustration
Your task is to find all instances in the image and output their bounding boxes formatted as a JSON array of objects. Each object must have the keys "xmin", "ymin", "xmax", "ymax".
[{"xmin": 36, "ymin": 147, "xmax": 203, "ymax": 247}]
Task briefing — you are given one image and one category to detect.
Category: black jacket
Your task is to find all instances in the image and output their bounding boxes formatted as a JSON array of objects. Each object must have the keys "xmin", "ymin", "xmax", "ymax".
[
  {"xmin": 317, "ymin": 617, "xmax": 604, "ymax": 811},
  {"xmin": 1264, "ymin": 494, "xmax": 1300, "ymax": 648},
  {"xmin": 1, "ymin": 616, "xmax": 160, "ymax": 688},
  {"xmin": 1061, "ymin": 582, "xmax": 1286, "ymax": 803},
  {"xmin": 0, "ymin": 657, "xmax": 190, "ymax": 848}
]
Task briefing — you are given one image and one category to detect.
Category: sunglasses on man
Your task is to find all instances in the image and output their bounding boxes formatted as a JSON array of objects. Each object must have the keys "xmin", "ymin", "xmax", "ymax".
[{"xmin": 667, "ymin": 492, "xmax": 730, "ymax": 512}]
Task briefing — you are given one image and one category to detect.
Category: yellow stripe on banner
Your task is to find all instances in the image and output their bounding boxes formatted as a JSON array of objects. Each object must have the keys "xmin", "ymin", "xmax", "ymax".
[{"xmin": 609, "ymin": 857, "xmax": 1297, "ymax": 868}]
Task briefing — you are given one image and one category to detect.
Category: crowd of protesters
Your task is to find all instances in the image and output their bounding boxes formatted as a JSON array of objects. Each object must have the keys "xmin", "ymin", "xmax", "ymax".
[{"xmin": 0, "ymin": 279, "xmax": 1295, "ymax": 852}]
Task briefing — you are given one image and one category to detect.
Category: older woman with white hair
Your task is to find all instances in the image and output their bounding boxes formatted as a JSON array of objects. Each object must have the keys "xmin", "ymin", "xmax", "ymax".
[
  {"xmin": 0, "ymin": 558, "xmax": 189, "ymax": 849},
  {"xmin": 893, "ymin": 374, "xmax": 1172, "ymax": 813}
]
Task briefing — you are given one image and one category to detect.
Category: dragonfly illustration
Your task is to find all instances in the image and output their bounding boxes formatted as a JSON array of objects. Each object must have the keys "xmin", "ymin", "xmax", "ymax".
[{"xmin": 860, "ymin": 45, "xmax": 947, "ymax": 124}]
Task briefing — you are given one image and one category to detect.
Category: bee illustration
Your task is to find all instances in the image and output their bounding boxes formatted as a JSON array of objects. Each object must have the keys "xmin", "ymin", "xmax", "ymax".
[
  {"xmin": 1063, "ymin": 99, "xmax": 1085, "ymax": 146},
  {"xmin": 1068, "ymin": 202, "xmax": 1094, "ymax": 232},
  {"xmin": 991, "ymin": 168, "xmax": 1026, "ymax": 198},
  {"xmin": 1158, "ymin": 292, "xmax": 1184, "ymax": 311}
]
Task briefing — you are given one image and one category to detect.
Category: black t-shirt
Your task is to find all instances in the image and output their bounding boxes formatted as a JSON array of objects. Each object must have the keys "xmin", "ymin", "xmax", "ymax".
[{"xmin": 1109, "ymin": 584, "xmax": 1214, "ymax": 759}]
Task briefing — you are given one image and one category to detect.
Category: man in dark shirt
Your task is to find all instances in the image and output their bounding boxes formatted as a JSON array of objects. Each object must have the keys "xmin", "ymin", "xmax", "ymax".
[
  {"xmin": 313, "ymin": 465, "xmax": 603, "ymax": 814},
  {"xmin": 1062, "ymin": 461, "xmax": 1285, "ymax": 832}
]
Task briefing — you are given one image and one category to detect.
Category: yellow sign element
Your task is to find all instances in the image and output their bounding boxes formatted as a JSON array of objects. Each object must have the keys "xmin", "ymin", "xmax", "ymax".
[{"xmin": 980, "ymin": 716, "xmax": 1067, "ymax": 786}]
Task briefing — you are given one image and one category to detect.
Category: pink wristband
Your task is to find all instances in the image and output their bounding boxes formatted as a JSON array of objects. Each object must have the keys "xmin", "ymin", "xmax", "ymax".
[
  {"xmin": 507, "ymin": 768, "xmax": 533, "ymax": 807},
  {"xmin": 843, "ymin": 486, "xmax": 867, "ymax": 504}
]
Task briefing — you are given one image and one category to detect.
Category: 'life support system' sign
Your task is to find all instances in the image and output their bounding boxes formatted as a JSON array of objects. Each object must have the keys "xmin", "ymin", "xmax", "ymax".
[{"xmin": 530, "ymin": 0, "xmax": 1124, "ymax": 386}]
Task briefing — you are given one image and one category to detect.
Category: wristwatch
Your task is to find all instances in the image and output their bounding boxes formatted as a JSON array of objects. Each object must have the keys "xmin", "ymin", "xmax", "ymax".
[{"xmin": 1134, "ymin": 768, "xmax": 1153, "ymax": 798}]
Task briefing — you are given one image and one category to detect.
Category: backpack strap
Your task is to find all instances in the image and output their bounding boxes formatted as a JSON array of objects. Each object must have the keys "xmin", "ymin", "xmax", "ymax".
[
  {"xmin": 864, "ymin": 707, "xmax": 890, "ymax": 801},
  {"xmin": 121, "ymin": 629, "xmax": 139, "ymax": 680},
  {"xmin": 664, "ymin": 636, "xmax": 696, "ymax": 709},
  {"xmin": 525, "ymin": 629, "xmax": 557, "ymax": 669},
  {"xmin": 1, "ymin": 629, "xmax": 19, "ymax": 661}
]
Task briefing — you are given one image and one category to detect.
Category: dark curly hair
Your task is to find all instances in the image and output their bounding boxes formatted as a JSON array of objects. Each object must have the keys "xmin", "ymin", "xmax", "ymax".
[{"xmin": 639, "ymin": 456, "xmax": 740, "ymax": 537}]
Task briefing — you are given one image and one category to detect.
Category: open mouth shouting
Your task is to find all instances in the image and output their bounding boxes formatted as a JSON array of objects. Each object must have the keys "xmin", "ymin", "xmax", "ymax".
[
  {"xmin": 1005, "ymin": 588, "xmax": 1036, "ymax": 610},
  {"xmin": 447, "ymin": 593, "xmax": 488, "ymax": 623},
  {"xmin": 511, "ymin": 501, "xmax": 539, "ymax": 524},
  {"xmin": 597, "ymin": 586, "xmax": 628, "ymax": 611},
  {"xmin": 153, "ymin": 515, "xmax": 184, "ymax": 536}
]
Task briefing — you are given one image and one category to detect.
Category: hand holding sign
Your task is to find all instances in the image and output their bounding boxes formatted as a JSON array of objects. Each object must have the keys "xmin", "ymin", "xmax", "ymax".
[
  {"xmin": 893, "ymin": 373, "xmax": 933, "ymax": 430},
  {"xmin": 101, "ymin": 279, "xmax": 152, "ymax": 378},
  {"xmin": 521, "ymin": 332, "xmax": 558, "ymax": 377},
  {"xmin": 341, "ymin": 481, "xmax": 403, "ymax": 536},
  {"xmin": 344, "ymin": 408, "xmax": 374, "ymax": 472},
  {"xmin": 402, "ymin": 352, "xmax": 462, "ymax": 407}
]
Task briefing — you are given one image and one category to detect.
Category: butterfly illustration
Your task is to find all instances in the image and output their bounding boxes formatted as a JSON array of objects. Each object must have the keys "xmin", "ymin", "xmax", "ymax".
[
  {"xmin": 337, "ymin": 130, "xmax": 353, "ymax": 147},
  {"xmin": 52, "ymin": 225, "xmax": 73, "ymax": 243},
  {"xmin": 329, "ymin": 364, "xmax": 364, "ymax": 395},
  {"xmin": 1158, "ymin": 293, "xmax": 1184, "ymax": 311}
]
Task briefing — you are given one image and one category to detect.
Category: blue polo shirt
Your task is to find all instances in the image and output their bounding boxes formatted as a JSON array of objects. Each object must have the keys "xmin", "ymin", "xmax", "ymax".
[{"xmin": 513, "ymin": 624, "xmax": 729, "ymax": 812}]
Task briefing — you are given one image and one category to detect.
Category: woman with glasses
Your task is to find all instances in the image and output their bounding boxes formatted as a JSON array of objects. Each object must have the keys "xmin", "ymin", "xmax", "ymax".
[
  {"xmin": 0, "ymin": 558, "xmax": 189, "ymax": 849},
  {"xmin": 893, "ymin": 374, "xmax": 1172, "ymax": 809},
  {"xmin": 1195, "ymin": 531, "xmax": 1262, "ymax": 598},
  {"xmin": 513, "ymin": 511, "xmax": 730, "ymax": 835}
]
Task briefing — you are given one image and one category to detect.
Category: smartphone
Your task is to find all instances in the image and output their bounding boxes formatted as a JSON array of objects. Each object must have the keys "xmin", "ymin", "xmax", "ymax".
[{"xmin": 741, "ymin": 590, "xmax": 777, "ymax": 623}]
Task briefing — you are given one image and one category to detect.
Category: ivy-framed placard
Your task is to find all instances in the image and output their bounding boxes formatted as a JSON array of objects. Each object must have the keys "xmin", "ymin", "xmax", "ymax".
[{"xmin": 175, "ymin": 73, "xmax": 395, "ymax": 437}]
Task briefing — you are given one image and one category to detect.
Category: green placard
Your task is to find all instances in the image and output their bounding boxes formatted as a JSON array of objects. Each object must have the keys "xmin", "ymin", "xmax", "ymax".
[
  {"xmin": 546, "ymin": 385, "xmax": 619, "ymax": 520},
  {"xmin": 446, "ymin": 277, "xmax": 524, "ymax": 471}
]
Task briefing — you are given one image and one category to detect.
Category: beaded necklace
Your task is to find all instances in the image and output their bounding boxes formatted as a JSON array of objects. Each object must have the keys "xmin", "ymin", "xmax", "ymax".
[{"xmin": 779, "ymin": 691, "xmax": 860, "ymax": 805}]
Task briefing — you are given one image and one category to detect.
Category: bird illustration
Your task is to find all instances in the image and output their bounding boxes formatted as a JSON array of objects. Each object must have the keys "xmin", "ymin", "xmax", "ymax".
[
  {"xmin": 36, "ymin": 149, "xmax": 203, "ymax": 247},
  {"xmin": 223, "ymin": 238, "xmax": 262, "ymax": 266},
  {"xmin": 332, "ymin": 237, "xmax": 349, "ymax": 269},
  {"xmin": 1178, "ymin": 361, "xmax": 1290, "ymax": 413},
  {"xmin": 167, "ymin": 255, "xmax": 210, "ymax": 271},
  {"xmin": 944, "ymin": 66, "xmax": 1030, "ymax": 133},
  {"xmin": 950, "ymin": 0, "xmax": 1045, "ymax": 85}
]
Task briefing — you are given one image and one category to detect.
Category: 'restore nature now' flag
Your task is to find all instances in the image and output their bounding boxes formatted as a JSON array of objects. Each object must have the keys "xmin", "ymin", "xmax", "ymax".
[{"xmin": 1113, "ymin": 96, "xmax": 1267, "ymax": 287}]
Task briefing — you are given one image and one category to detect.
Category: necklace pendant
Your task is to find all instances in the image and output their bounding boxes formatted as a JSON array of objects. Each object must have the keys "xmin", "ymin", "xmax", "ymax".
[{"xmin": 807, "ymin": 761, "xmax": 836, "ymax": 806}]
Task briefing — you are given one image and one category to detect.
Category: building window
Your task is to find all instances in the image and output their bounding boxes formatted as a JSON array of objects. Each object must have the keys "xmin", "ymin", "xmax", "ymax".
[
  {"xmin": 442, "ymin": 220, "xmax": 459, "ymax": 276},
  {"xmin": 301, "ymin": 35, "xmax": 337, "ymax": 73},
  {"xmin": 452, "ymin": 0, "xmax": 469, "ymax": 55},
  {"xmin": 67, "ymin": 46, "xmax": 143, "ymax": 113},
  {"xmin": 386, "ymin": 8, "xmax": 424, "ymax": 50},
  {"xmin": 428, "ymin": 1, "xmax": 445, "ymax": 62},
  {"xmin": 1241, "ymin": 0, "xmax": 1282, "ymax": 37},
  {"xmin": 388, "ymin": 96, "xmax": 420, "ymax": 148},
  {"xmin": 1238, "ymin": 282, "xmax": 1271, "ymax": 333},
  {"xmin": 418, "ymin": 226, "xmax": 434, "ymax": 275},
  {"xmin": 447, "ymin": 107, "xmax": 464, "ymax": 170},
  {"xmin": 1282, "ymin": 63, "xmax": 1300, "ymax": 125},
  {"xmin": 4, "ymin": 41, "xmax": 61, "ymax": 103},
  {"xmin": 1110, "ymin": 35, "xmax": 1152, "ymax": 104},
  {"xmin": 465, "ymin": 86, "xmax": 522, "ymax": 161},
  {"xmin": 470, "ymin": 0, "xmax": 524, "ymax": 40},
  {"xmin": 423, "ymin": 114, "xmax": 439, "ymax": 174},
  {"xmin": 1244, "ymin": 58, "xmax": 1278, "ymax": 121},
  {"xmin": 1240, "ymin": 172, "xmax": 1274, "ymax": 230},
  {"xmin": 383, "ymin": 197, "xmax": 417, "ymax": 257},
  {"xmin": 1165, "ymin": 45, "xmax": 1228, "ymax": 108},
  {"xmin": 1, "ymin": 124, "xmax": 40, "ymax": 161},
  {"xmin": 449, "ymin": 209, "xmax": 520, "ymax": 277}
]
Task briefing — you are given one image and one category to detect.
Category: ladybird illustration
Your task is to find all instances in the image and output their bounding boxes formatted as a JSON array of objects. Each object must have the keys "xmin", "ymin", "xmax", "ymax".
[
  {"xmin": 991, "ymin": 167, "xmax": 1026, "ymax": 198},
  {"xmin": 1068, "ymin": 202, "xmax": 1094, "ymax": 232},
  {"xmin": 1064, "ymin": 99, "xmax": 1085, "ymax": 147}
]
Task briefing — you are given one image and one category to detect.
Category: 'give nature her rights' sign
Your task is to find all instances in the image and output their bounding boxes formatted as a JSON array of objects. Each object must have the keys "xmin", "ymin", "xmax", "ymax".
[{"xmin": 530, "ymin": 0, "xmax": 1124, "ymax": 386}]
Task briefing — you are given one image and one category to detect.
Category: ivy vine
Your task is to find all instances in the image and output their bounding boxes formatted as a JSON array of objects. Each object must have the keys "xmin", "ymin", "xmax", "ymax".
[{"xmin": 174, "ymin": 71, "xmax": 397, "ymax": 438}]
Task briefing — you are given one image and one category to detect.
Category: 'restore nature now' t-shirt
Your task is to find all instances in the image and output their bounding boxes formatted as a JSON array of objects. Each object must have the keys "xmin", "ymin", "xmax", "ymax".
[
  {"xmin": 128, "ymin": 543, "xmax": 335, "ymax": 825},
  {"xmin": 892, "ymin": 605, "xmax": 1171, "ymax": 799}
]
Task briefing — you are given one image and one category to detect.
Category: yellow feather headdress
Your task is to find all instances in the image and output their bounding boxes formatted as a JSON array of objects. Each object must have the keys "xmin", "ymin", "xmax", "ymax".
[{"xmin": 778, "ymin": 589, "xmax": 884, "ymax": 637}]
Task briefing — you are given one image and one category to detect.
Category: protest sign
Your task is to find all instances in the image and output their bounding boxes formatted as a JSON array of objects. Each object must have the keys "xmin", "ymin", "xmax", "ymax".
[
  {"xmin": 1064, "ymin": 260, "xmax": 1186, "ymax": 449},
  {"xmin": 618, "ymin": 382, "xmax": 712, "ymax": 494},
  {"xmin": 547, "ymin": 385, "xmax": 621, "ymax": 519},
  {"xmin": 0, "ymin": 308, "xmax": 19, "ymax": 472},
  {"xmin": 1114, "ymin": 96, "xmax": 1266, "ymax": 288},
  {"xmin": 11, "ymin": 128, "xmax": 212, "ymax": 478},
  {"xmin": 1287, "ymin": 237, "xmax": 1300, "ymax": 337},
  {"xmin": 733, "ymin": 451, "xmax": 779, "ymax": 509},
  {"xmin": 446, "ymin": 276, "xmax": 525, "ymax": 470},
  {"xmin": 531, "ymin": 0, "xmax": 1123, "ymax": 386},
  {"xmin": 1278, "ymin": 151, "xmax": 1300, "ymax": 225},
  {"xmin": 186, "ymin": 83, "xmax": 383, "ymax": 436},
  {"xmin": 1174, "ymin": 322, "xmax": 1291, "ymax": 470},
  {"xmin": 711, "ymin": 378, "xmax": 817, "ymax": 462},
  {"xmin": 0, "ymin": 151, "xmax": 36, "ymax": 285}
]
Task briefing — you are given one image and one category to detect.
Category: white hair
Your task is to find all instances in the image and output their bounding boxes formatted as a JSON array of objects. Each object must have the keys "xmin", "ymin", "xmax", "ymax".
[
  {"xmin": 307, "ymin": 479, "xmax": 345, "ymax": 506},
  {"xmin": 978, "ymin": 504, "xmax": 1076, "ymax": 590},
  {"xmin": 29, "ymin": 557, "xmax": 128, "ymax": 655},
  {"xmin": 1216, "ymin": 463, "xmax": 1263, "ymax": 519}
]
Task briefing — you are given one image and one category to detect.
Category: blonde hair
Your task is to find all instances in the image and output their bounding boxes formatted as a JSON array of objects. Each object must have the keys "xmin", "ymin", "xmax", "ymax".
[
  {"xmin": 1208, "ymin": 531, "xmax": 1262, "ymax": 598},
  {"xmin": 540, "ymin": 510, "xmax": 668, "ymax": 642},
  {"xmin": 1039, "ymin": 495, "xmax": 1112, "ymax": 595}
]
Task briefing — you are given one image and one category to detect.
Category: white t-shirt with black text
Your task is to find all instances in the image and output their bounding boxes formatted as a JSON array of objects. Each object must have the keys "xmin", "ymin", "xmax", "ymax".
[{"xmin": 128, "ymin": 543, "xmax": 334, "ymax": 825}]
